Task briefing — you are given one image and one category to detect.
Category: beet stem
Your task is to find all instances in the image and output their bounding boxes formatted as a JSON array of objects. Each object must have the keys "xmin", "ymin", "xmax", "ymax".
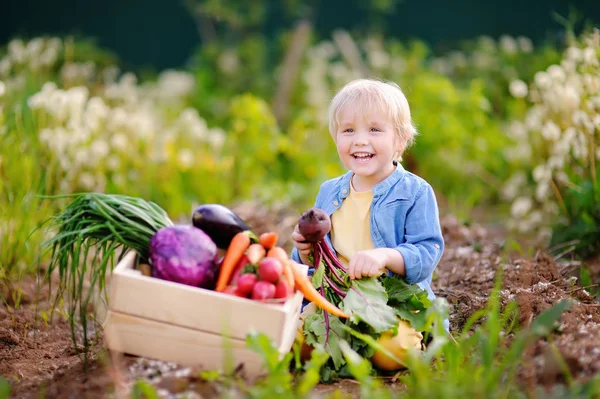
[
  {"xmin": 313, "ymin": 242, "xmax": 321, "ymax": 269},
  {"xmin": 318, "ymin": 239, "xmax": 347, "ymax": 273},
  {"xmin": 321, "ymin": 285, "xmax": 330, "ymax": 347},
  {"xmin": 319, "ymin": 247, "xmax": 346, "ymax": 286},
  {"xmin": 324, "ymin": 274, "xmax": 347, "ymax": 298}
]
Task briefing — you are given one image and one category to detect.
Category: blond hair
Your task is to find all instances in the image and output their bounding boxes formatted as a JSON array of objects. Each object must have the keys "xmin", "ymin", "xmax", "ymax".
[{"xmin": 328, "ymin": 78, "xmax": 418, "ymax": 156}]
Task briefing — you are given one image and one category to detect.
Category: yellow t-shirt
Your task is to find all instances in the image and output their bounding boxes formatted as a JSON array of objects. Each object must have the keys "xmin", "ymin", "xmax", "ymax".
[
  {"xmin": 325, "ymin": 184, "xmax": 424, "ymax": 353},
  {"xmin": 330, "ymin": 183, "xmax": 375, "ymax": 267}
]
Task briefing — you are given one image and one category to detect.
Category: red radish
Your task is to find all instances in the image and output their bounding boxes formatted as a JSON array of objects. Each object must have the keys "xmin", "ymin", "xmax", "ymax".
[
  {"xmin": 224, "ymin": 285, "xmax": 247, "ymax": 298},
  {"xmin": 252, "ymin": 281, "xmax": 276, "ymax": 300},
  {"xmin": 237, "ymin": 273, "xmax": 258, "ymax": 295},
  {"xmin": 258, "ymin": 257, "xmax": 283, "ymax": 283},
  {"xmin": 228, "ymin": 254, "xmax": 249, "ymax": 285},
  {"xmin": 274, "ymin": 279, "xmax": 292, "ymax": 299}
]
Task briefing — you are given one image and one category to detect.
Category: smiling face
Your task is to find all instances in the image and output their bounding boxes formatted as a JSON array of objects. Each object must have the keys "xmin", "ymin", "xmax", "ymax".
[{"xmin": 335, "ymin": 104, "xmax": 402, "ymax": 191}]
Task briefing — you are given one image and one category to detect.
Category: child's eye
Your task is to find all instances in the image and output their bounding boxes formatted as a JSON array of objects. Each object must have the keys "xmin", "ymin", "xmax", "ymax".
[
  {"xmin": 370, "ymin": 127, "xmax": 381, "ymax": 132},
  {"xmin": 343, "ymin": 128, "xmax": 354, "ymax": 133}
]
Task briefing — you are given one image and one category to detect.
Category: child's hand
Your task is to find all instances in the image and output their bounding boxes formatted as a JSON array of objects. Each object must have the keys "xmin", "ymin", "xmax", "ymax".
[
  {"xmin": 292, "ymin": 224, "xmax": 313, "ymax": 265},
  {"xmin": 348, "ymin": 249, "xmax": 388, "ymax": 280}
]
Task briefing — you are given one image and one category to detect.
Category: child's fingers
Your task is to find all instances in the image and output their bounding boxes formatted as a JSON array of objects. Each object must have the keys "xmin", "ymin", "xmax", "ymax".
[{"xmin": 291, "ymin": 230, "xmax": 307, "ymax": 244}]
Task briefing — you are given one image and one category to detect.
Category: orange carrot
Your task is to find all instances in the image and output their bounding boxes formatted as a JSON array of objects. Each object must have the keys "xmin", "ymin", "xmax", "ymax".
[
  {"xmin": 282, "ymin": 260, "xmax": 296, "ymax": 290},
  {"xmin": 246, "ymin": 243, "xmax": 266, "ymax": 265},
  {"xmin": 290, "ymin": 261, "xmax": 348, "ymax": 319},
  {"xmin": 259, "ymin": 232, "xmax": 279, "ymax": 250},
  {"xmin": 267, "ymin": 246, "xmax": 295, "ymax": 288},
  {"xmin": 216, "ymin": 232, "xmax": 252, "ymax": 292}
]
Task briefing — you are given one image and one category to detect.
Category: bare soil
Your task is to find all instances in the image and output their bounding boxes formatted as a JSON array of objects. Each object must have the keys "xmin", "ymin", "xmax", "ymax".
[{"xmin": 1, "ymin": 203, "xmax": 599, "ymax": 398}]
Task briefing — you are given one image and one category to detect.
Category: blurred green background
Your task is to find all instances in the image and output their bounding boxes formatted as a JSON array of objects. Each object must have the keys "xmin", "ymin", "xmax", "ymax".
[
  {"xmin": 2, "ymin": 0, "xmax": 599, "ymax": 69},
  {"xmin": 1, "ymin": 0, "xmax": 599, "ymax": 282}
]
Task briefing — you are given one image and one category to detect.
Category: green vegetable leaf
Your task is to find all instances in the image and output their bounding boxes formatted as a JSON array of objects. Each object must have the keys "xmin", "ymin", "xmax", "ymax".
[
  {"xmin": 342, "ymin": 278, "xmax": 397, "ymax": 333},
  {"xmin": 303, "ymin": 312, "xmax": 348, "ymax": 370},
  {"xmin": 382, "ymin": 275, "xmax": 432, "ymax": 331},
  {"xmin": 382, "ymin": 275, "xmax": 431, "ymax": 307},
  {"xmin": 311, "ymin": 261, "xmax": 325, "ymax": 289},
  {"xmin": 296, "ymin": 347, "xmax": 329, "ymax": 397},
  {"xmin": 395, "ymin": 306, "xmax": 428, "ymax": 332}
]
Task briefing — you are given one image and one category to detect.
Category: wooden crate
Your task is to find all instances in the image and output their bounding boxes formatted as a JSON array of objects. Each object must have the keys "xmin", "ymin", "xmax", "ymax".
[{"xmin": 103, "ymin": 251, "xmax": 305, "ymax": 376}]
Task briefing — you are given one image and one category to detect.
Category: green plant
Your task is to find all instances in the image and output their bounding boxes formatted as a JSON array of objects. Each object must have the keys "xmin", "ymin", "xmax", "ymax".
[{"xmin": 501, "ymin": 28, "xmax": 600, "ymax": 256}]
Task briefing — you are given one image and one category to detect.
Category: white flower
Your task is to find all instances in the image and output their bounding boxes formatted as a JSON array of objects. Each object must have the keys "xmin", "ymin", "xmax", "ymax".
[
  {"xmin": 499, "ymin": 35, "xmax": 518, "ymax": 54},
  {"xmin": 572, "ymin": 110, "xmax": 590, "ymax": 128},
  {"xmin": 0, "ymin": 81, "xmax": 5, "ymax": 97},
  {"xmin": 511, "ymin": 197, "xmax": 532, "ymax": 218},
  {"xmin": 583, "ymin": 47, "xmax": 598, "ymax": 66},
  {"xmin": 534, "ymin": 71, "xmax": 552, "ymax": 89},
  {"xmin": 207, "ymin": 128, "xmax": 226, "ymax": 149},
  {"xmin": 528, "ymin": 210, "xmax": 543, "ymax": 225},
  {"xmin": 78, "ymin": 172, "xmax": 96, "ymax": 190},
  {"xmin": 517, "ymin": 36, "xmax": 533, "ymax": 53},
  {"xmin": 91, "ymin": 140, "xmax": 110, "ymax": 158},
  {"xmin": 217, "ymin": 50, "xmax": 240, "ymax": 74},
  {"xmin": 563, "ymin": 86, "xmax": 581, "ymax": 111},
  {"xmin": 535, "ymin": 182, "xmax": 551, "ymax": 201},
  {"xmin": 430, "ymin": 58, "xmax": 452, "ymax": 75},
  {"xmin": 552, "ymin": 137, "xmax": 571, "ymax": 157},
  {"xmin": 39, "ymin": 46, "xmax": 58, "ymax": 67},
  {"xmin": 509, "ymin": 79, "xmax": 528, "ymax": 98},
  {"xmin": 86, "ymin": 97, "xmax": 110, "ymax": 120},
  {"xmin": 0, "ymin": 59, "xmax": 10, "ymax": 77},
  {"xmin": 547, "ymin": 65, "xmax": 565, "ymax": 82},
  {"xmin": 582, "ymin": 74, "xmax": 600, "ymax": 94},
  {"xmin": 110, "ymin": 133, "xmax": 129, "ymax": 151},
  {"xmin": 157, "ymin": 70, "xmax": 195, "ymax": 99},
  {"xmin": 547, "ymin": 155, "xmax": 564, "ymax": 170},
  {"xmin": 8, "ymin": 39, "xmax": 26, "ymax": 64},
  {"xmin": 525, "ymin": 106, "xmax": 544, "ymax": 130},
  {"xmin": 533, "ymin": 164, "xmax": 551, "ymax": 182},
  {"xmin": 556, "ymin": 171, "xmax": 570, "ymax": 185},
  {"xmin": 541, "ymin": 120, "xmax": 560, "ymax": 141},
  {"xmin": 507, "ymin": 121, "xmax": 528, "ymax": 139},
  {"xmin": 74, "ymin": 149, "xmax": 91, "ymax": 167},
  {"xmin": 367, "ymin": 49, "xmax": 390, "ymax": 70},
  {"xmin": 502, "ymin": 172, "xmax": 527, "ymax": 201},
  {"xmin": 108, "ymin": 108, "xmax": 128, "ymax": 130},
  {"xmin": 566, "ymin": 46, "xmax": 583, "ymax": 62},
  {"xmin": 177, "ymin": 148, "xmax": 195, "ymax": 170}
]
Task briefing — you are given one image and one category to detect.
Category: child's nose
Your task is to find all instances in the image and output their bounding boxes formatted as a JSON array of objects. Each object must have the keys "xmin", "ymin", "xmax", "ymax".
[{"xmin": 353, "ymin": 133, "xmax": 369, "ymax": 145}]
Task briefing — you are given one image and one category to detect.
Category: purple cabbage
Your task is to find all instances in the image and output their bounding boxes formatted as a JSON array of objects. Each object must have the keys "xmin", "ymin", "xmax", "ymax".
[{"xmin": 149, "ymin": 225, "xmax": 218, "ymax": 289}]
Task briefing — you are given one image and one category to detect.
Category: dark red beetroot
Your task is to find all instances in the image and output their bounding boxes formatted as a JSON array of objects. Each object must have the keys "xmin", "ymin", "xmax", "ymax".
[{"xmin": 298, "ymin": 208, "xmax": 331, "ymax": 242}]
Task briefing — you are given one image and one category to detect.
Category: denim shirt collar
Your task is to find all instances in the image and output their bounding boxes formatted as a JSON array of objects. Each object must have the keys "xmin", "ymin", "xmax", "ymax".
[{"xmin": 337, "ymin": 161, "xmax": 407, "ymax": 199}]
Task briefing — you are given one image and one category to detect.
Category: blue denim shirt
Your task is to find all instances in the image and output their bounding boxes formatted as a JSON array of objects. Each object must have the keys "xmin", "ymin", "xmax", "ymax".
[{"xmin": 291, "ymin": 162, "xmax": 445, "ymax": 304}]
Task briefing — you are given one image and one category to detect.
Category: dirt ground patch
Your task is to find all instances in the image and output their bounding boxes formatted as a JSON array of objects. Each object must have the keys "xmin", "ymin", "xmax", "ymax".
[{"xmin": 1, "ymin": 205, "xmax": 599, "ymax": 398}]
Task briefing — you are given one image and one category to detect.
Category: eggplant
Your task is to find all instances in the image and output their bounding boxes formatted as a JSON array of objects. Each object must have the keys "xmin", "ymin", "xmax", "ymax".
[{"xmin": 192, "ymin": 204, "xmax": 252, "ymax": 249}]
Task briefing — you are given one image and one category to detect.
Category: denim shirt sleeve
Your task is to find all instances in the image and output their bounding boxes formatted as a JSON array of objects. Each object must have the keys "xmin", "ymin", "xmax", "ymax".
[{"xmin": 395, "ymin": 183, "xmax": 445, "ymax": 285}]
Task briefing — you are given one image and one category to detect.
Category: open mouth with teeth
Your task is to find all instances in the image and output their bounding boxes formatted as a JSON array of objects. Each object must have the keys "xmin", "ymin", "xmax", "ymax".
[{"xmin": 352, "ymin": 152, "xmax": 374, "ymax": 160}]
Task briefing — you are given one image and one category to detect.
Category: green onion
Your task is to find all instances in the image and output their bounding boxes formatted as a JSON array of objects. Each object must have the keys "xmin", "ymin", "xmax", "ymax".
[{"xmin": 39, "ymin": 192, "xmax": 173, "ymax": 364}]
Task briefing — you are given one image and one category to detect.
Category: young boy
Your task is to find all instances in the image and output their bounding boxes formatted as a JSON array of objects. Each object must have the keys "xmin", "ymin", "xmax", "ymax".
[{"xmin": 291, "ymin": 78, "xmax": 447, "ymax": 346}]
